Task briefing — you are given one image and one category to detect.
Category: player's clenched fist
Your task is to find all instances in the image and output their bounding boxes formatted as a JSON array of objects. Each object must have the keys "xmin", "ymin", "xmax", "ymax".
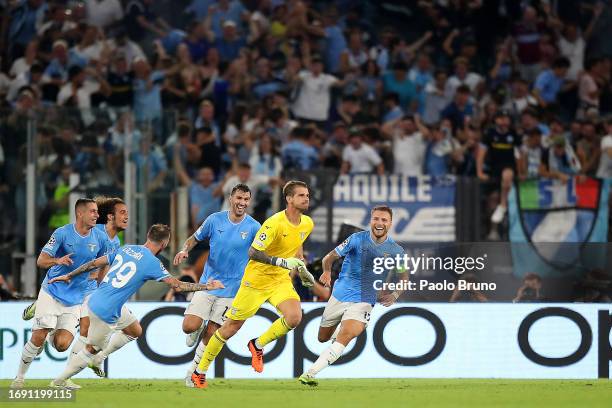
[{"xmin": 319, "ymin": 270, "xmax": 331, "ymax": 287}]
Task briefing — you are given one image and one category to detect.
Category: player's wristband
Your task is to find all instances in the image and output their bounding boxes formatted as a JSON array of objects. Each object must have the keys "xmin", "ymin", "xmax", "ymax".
[{"xmin": 271, "ymin": 256, "xmax": 288, "ymax": 269}]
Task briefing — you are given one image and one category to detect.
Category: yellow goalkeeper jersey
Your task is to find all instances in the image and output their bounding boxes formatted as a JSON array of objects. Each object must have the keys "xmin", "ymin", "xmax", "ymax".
[{"xmin": 242, "ymin": 210, "xmax": 314, "ymax": 289}]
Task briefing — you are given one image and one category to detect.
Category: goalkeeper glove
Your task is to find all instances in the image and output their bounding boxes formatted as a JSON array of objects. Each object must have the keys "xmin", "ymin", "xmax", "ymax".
[
  {"xmin": 297, "ymin": 265, "xmax": 315, "ymax": 288},
  {"xmin": 273, "ymin": 257, "xmax": 305, "ymax": 270}
]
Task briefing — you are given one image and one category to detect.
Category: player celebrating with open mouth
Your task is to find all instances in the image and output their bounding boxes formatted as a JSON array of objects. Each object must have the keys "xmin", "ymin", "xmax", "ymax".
[
  {"xmin": 191, "ymin": 180, "xmax": 316, "ymax": 389},
  {"xmin": 299, "ymin": 206, "xmax": 408, "ymax": 386},
  {"xmin": 173, "ymin": 184, "xmax": 260, "ymax": 387}
]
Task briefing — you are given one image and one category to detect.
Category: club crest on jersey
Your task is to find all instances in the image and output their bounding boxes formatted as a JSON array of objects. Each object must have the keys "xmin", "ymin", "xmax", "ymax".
[
  {"xmin": 88, "ymin": 243, "xmax": 97, "ymax": 252},
  {"xmin": 240, "ymin": 231, "xmax": 248, "ymax": 240},
  {"xmin": 44, "ymin": 236, "xmax": 56, "ymax": 249},
  {"xmin": 300, "ymin": 232, "xmax": 306, "ymax": 240}
]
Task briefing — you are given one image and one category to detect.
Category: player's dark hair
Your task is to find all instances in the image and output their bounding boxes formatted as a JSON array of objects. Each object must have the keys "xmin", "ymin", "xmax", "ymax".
[
  {"xmin": 283, "ymin": 180, "xmax": 308, "ymax": 199},
  {"xmin": 75, "ymin": 198, "xmax": 96, "ymax": 213},
  {"xmin": 371, "ymin": 205, "xmax": 393, "ymax": 219},
  {"xmin": 231, "ymin": 184, "xmax": 251, "ymax": 196},
  {"xmin": 147, "ymin": 224, "xmax": 171, "ymax": 243},
  {"xmin": 95, "ymin": 196, "xmax": 125, "ymax": 224}
]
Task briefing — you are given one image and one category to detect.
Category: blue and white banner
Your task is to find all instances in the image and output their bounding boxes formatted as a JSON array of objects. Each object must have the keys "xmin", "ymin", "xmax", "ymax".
[
  {"xmin": 311, "ymin": 175, "xmax": 456, "ymax": 242},
  {"xmin": 1, "ymin": 302, "xmax": 610, "ymax": 379}
]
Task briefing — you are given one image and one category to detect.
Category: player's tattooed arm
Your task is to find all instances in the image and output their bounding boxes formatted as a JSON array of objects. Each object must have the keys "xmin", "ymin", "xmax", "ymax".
[
  {"xmin": 173, "ymin": 235, "xmax": 199, "ymax": 265},
  {"xmin": 248, "ymin": 247, "xmax": 305, "ymax": 270},
  {"xmin": 319, "ymin": 250, "xmax": 340, "ymax": 287},
  {"xmin": 248, "ymin": 246, "xmax": 276, "ymax": 266},
  {"xmin": 164, "ymin": 277, "xmax": 224, "ymax": 292},
  {"xmin": 47, "ymin": 256, "xmax": 110, "ymax": 283}
]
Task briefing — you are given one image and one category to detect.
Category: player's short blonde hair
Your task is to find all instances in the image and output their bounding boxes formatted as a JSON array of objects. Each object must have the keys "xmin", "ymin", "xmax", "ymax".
[{"xmin": 371, "ymin": 205, "xmax": 393, "ymax": 219}]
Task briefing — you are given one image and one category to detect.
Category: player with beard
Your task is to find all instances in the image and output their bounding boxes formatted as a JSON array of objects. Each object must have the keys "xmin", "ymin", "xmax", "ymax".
[
  {"xmin": 48, "ymin": 224, "xmax": 224, "ymax": 388},
  {"xmin": 191, "ymin": 181, "xmax": 316, "ymax": 388},
  {"xmin": 299, "ymin": 206, "xmax": 408, "ymax": 386},
  {"xmin": 173, "ymin": 184, "xmax": 261, "ymax": 387}
]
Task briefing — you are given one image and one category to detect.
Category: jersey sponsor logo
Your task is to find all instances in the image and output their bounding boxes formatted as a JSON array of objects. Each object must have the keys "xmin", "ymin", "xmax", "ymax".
[
  {"xmin": 44, "ymin": 236, "xmax": 56, "ymax": 249},
  {"xmin": 259, "ymin": 232, "xmax": 267, "ymax": 241},
  {"xmin": 88, "ymin": 243, "xmax": 97, "ymax": 252},
  {"xmin": 282, "ymin": 233, "xmax": 288, "ymax": 237},
  {"xmin": 240, "ymin": 231, "xmax": 248, "ymax": 240},
  {"xmin": 217, "ymin": 229, "xmax": 223, "ymax": 234}
]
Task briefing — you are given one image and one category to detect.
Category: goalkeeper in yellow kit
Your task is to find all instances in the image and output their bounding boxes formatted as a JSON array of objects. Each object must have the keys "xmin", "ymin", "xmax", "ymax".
[{"xmin": 191, "ymin": 180, "xmax": 315, "ymax": 388}]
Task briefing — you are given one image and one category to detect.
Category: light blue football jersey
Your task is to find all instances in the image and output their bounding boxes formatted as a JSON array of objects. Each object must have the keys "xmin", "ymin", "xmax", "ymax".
[
  {"xmin": 41, "ymin": 224, "xmax": 109, "ymax": 306},
  {"xmin": 88, "ymin": 245, "xmax": 170, "ymax": 324},
  {"xmin": 194, "ymin": 211, "xmax": 261, "ymax": 297},
  {"xmin": 332, "ymin": 231, "xmax": 405, "ymax": 304}
]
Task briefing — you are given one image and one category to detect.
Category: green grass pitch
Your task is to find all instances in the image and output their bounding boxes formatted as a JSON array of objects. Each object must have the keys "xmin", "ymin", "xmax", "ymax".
[{"xmin": 1, "ymin": 379, "xmax": 611, "ymax": 408}]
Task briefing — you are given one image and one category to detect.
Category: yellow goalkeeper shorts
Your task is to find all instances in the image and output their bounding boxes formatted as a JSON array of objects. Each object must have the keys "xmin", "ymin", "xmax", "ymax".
[{"xmin": 226, "ymin": 279, "xmax": 300, "ymax": 321}]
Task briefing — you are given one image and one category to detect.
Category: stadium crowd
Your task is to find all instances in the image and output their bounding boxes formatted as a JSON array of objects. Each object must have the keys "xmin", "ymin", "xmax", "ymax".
[{"xmin": 0, "ymin": 0, "xmax": 611, "ymax": 299}]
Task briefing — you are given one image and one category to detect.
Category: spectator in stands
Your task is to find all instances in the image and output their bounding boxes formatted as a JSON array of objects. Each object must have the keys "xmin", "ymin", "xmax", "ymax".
[
  {"xmin": 291, "ymin": 54, "xmax": 341, "ymax": 125},
  {"xmin": 85, "ymin": 0, "xmax": 124, "ymax": 30},
  {"xmin": 511, "ymin": 5, "xmax": 545, "ymax": 82},
  {"xmin": 382, "ymin": 61, "xmax": 417, "ymax": 112},
  {"xmin": 576, "ymin": 121, "xmax": 601, "ymax": 176},
  {"xmin": 215, "ymin": 162, "xmax": 277, "ymax": 216},
  {"xmin": 8, "ymin": 0, "xmax": 46, "ymax": 59},
  {"xmin": 477, "ymin": 110, "xmax": 521, "ymax": 238},
  {"xmin": 7, "ymin": 62, "xmax": 43, "ymax": 102},
  {"xmin": 194, "ymin": 99, "xmax": 221, "ymax": 146},
  {"xmin": 519, "ymin": 128, "xmax": 550, "ymax": 179},
  {"xmin": 422, "ymin": 70, "xmax": 449, "ymax": 125},
  {"xmin": 281, "ymin": 127, "xmax": 319, "ymax": 171},
  {"xmin": 132, "ymin": 134, "xmax": 168, "ymax": 192},
  {"xmin": 175, "ymin": 157, "xmax": 219, "ymax": 229},
  {"xmin": 132, "ymin": 57, "xmax": 164, "ymax": 137},
  {"xmin": 424, "ymin": 123, "xmax": 461, "ymax": 176},
  {"xmin": 597, "ymin": 118, "xmax": 612, "ymax": 179},
  {"xmin": 441, "ymin": 85, "xmax": 474, "ymax": 132},
  {"xmin": 249, "ymin": 133, "xmax": 282, "ymax": 179},
  {"xmin": 341, "ymin": 128, "xmax": 384, "ymax": 175},
  {"xmin": 577, "ymin": 57, "xmax": 605, "ymax": 119},
  {"xmin": 48, "ymin": 164, "xmax": 72, "ymax": 230},
  {"xmin": 211, "ymin": 20, "xmax": 246, "ymax": 63},
  {"xmin": 382, "ymin": 92, "xmax": 403, "ymax": 124},
  {"xmin": 548, "ymin": 135, "xmax": 581, "ymax": 181},
  {"xmin": 194, "ymin": 126, "xmax": 221, "ymax": 176},
  {"xmin": 382, "ymin": 114, "xmax": 428, "ymax": 176},
  {"xmin": 444, "ymin": 57, "xmax": 483, "ymax": 100},
  {"xmin": 533, "ymin": 57, "xmax": 571, "ymax": 109},
  {"xmin": 503, "ymin": 78, "xmax": 538, "ymax": 121},
  {"xmin": 106, "ymin": 54, "xmax": 133, "ymax": 109},
  {"xmin": 513, "ymin": 273, "xmax": 545, "ymax": 302}
]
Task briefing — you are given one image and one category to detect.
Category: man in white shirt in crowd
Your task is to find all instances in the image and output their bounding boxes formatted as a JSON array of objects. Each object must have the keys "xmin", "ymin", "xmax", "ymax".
[
  {"xmin": 341, "ymin": 129, "xmax": 384, "ymax": 175},
  {"xmin": 291, "ymin": 55, "xmax": 343, "ymax": 125},
  {"xmin": 382, "ymin": 114, "xmax": 428, "ymax": 176}
]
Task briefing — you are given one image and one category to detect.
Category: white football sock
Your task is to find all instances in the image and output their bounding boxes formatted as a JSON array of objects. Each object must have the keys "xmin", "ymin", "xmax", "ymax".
[
  {"xmin": 307, "ymin": 342, "xmax": 346, "ymax": 376},
  {"xmin": 98, "ymin": 333, "xmax": 136, "ymax": 360},
  {"xmin": 330, "ymin": 325, "xmax": 342, "ymax": 343},
  {"xmin": 16, "ymin": 340, "xmax": 43, "ymax": 379},
  {"xmin": 56, "ymin": 349, "xmax": 94, "ymax": 382},
  {"xmin": 66, "ymin": 336, "xmax": 87, "ymax": 367},
  {"xmin": 188, "ymin": 341, "xmax": 206, "ymax": 373}
]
